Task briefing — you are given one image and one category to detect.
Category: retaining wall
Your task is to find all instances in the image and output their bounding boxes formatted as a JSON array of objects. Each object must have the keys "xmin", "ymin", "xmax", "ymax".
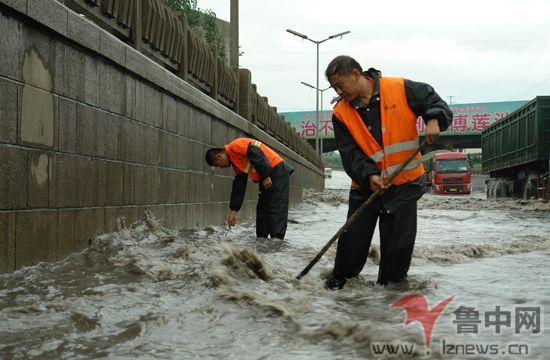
[{"xmin": 0, "ymin": 0, "xmax": 324, "ymax": 273}]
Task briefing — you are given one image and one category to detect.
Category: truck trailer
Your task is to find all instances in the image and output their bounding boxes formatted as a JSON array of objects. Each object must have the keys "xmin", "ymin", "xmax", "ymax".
[{"xmin": 481, "ymin": 96, "xmax": 550, "ymax": 199}]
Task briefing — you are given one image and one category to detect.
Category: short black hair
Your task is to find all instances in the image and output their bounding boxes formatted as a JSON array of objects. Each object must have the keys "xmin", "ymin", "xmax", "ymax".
[
  {"xmin": 205, "ymin": 147, "xmax": 225, "ymax": 166},
  {"xmin": 325, "ymin": 55, "xmax": 363, "ymax": 79}
]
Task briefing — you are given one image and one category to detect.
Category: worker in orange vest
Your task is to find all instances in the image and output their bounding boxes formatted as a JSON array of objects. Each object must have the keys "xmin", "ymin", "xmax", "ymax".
[
  {"xmin": 205, "ymin": 138, "xmax": 294, "ymax": 239},
  {"xmin": 324, "ymin": 55, "xmax": 452, "ymax": 289}
]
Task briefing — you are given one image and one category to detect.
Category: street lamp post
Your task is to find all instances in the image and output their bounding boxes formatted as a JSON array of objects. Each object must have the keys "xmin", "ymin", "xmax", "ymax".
[
  {"xmin": 287, "ymin": 29, "xmax": 350, "ymax": 154},
  {"xmin": 301, "ymin": 82, "xmax": 331, "ymax": 154}
]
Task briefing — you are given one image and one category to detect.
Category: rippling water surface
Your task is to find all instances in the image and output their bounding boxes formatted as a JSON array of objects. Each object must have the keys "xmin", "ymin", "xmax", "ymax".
[{"xmin": 1, "ymin": 171, "xmax": 549, "ymax": 359}]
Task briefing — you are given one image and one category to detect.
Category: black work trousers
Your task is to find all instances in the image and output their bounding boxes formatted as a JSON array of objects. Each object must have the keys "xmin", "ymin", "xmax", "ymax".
[
  {"xmin": 256, "ymin": 163, "xmax": 291, "ymax": 239},
  {"xmin": 332, "ymin": 189, "xmax": 417, "ymax": 285}
]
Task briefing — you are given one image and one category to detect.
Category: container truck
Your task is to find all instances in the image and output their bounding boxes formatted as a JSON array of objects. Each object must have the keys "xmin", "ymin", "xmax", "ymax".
[{"xmin": 481, "ymin": 96, "xmax": 550, "ymax": 199}]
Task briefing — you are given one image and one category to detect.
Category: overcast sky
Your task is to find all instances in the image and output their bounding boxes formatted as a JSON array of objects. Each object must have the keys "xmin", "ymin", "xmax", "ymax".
[{"xmin": 197, "ymin": 0, "xmax": 550, "ymax": 112}]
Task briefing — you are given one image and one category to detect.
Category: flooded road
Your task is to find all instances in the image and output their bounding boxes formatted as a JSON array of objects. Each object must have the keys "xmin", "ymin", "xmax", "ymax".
[{"xmin": 1, "ymin": 170, "xmax": 549, "ymax": 359}]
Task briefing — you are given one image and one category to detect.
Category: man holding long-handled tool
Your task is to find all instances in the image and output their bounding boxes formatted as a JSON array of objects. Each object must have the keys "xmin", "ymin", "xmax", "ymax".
[{"xmin": 319, "ymin": 56, "xmax": 452, "ymax": 289}]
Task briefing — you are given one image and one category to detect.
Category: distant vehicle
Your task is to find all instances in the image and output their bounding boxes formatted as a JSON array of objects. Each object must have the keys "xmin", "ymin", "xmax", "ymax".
[
  {"xmin": 482, "ymin": 96, "xmax": 549, "ymax": 199},
  {"xmin": 324, "ymin": 168, "xmax": 333, "ymax": 178},
  {"xmin": 421, "ymin": 151, "xmax": 471, "ymax": 194}
]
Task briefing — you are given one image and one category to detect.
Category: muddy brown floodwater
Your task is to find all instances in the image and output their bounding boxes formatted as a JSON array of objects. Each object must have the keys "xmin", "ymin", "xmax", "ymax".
[{"xmin": 1, "ymin": 171, "xmax": 549, "ymax": 359}]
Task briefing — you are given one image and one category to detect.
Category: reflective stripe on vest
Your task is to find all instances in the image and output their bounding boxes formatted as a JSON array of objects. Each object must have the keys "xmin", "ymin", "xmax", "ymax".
[{"xmin": 332, "ymin": 77, "xmax": 424, "ymax": 187}]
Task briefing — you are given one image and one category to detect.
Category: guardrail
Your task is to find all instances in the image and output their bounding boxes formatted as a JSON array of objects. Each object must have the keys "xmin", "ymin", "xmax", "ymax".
[{"xmin": 62, "ymin": 0, "xmax": 321, "ymax": 168}]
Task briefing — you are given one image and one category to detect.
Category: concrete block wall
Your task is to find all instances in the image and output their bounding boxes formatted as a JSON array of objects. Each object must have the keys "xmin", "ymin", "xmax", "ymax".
[{"xmin": 0, "ymin": 1, "xmax": 323, "ymax": 273}]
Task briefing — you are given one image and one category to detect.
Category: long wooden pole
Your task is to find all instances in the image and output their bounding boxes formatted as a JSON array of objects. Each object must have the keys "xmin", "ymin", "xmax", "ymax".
[{"xmin": 296, "ymin": 139, "xmax": 429, "ymax": 280}]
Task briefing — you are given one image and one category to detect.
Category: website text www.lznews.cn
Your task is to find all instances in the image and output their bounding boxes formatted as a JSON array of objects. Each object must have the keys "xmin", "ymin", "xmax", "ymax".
[{"xmin": 370, "ymin": 340, "xmax": 530, "ymax": 357}]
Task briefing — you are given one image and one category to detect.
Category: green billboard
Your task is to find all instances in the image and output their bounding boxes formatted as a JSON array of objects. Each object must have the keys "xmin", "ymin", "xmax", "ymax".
[{"xmin": 280, "ymin": 100, "xmax": 528, "ymax": 139}]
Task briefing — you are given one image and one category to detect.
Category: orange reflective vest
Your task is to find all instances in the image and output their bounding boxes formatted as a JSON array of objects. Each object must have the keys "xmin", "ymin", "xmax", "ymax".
[
  {"xmin": 333, "ymin": 77, "xmax": 424, "ymax": 188},
  {"xmin": 225, "ymin": 138, "xmax": 283, "ymax": 182}
]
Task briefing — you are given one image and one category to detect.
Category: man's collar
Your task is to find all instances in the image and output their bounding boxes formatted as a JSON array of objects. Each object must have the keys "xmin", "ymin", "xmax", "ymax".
[{"xmin": 350, "ymin": 75, "xmax": 380, "ymax": 108}]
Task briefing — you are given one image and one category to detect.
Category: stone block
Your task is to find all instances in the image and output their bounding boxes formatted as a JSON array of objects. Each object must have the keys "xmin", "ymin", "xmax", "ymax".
[
  {"xmin": 186, "ymin": 203, "xmax": 200, "ymax": 228},
  {"xmin": 58, "ymin": 97, "xmax": 77, "ymax": 153},
  {"xmin": 63, "ymin": 46, "xmax": 99, "ymax": 105},
  {"xmin": 187, "ymin": 107, "xmax": 198, "ymax": 141},
  {"xmin": 176, "ymin": 101, "xmax": 190, "ymax": 137},
  {"xmin": 78, "ymin": 157, "xmax": 95, "ymax": 206},
  {"xmin": 175, "ymin": 135, "xmax": 185, "ymax": 170},
  {"xmin": 163, "ymin": 204, "xmax": 174, "ymax": 229},
  {"xmin": 75, "ymin": 208, "xmax": 105, "ymax": 250},
  {"xmin": 57, "ymin": 209, "xmax": 75, "ymax": 260},
  {"xmin": 95, "ymin": 159, "xmax": 106, "ymax": 206},
  {"xmin": 146, "ymin": 86, "xmax": 163, "ymax": 129},
  {"xmin": 28, "ymin": 0, "xmax": 68, "ymax": 36},
  {"xmin": 148, "ymin": 128, "xmax": 160, "ymax": 166},
  {"xmin": 0, "ymin": 212, "xmax": 16, "ymax": 273},
  {"xmin": 163, "ymin": 95, "xmax": 178, "ymax": 133},
  {"xmin": 0, "ymin": 11, "xmax": 22, "ymax": 81},
  {"xmin": 135, "ymin": 82, "xmax": 162, "ymax": 127},
  {"xmin": 160, "ymin": 131, "xmax": 177, "ymax": 168},
  {"xmin": 198, "ymin": 173, "xmax": 211, "ymax": 203},
  {"xmin": 174, "ymin": 171, "xmax": 185, "ymax": 203},
  {"xmin": 172, "ymin": 204, "xmax": 187, "ymax": 229},
  {"xmin": 105, "ymin": 114, "xmax": 121, "ymax": 160},
  {"xmin": 149, "ymin": 166, "xmax": 159, "ymax": 204},
  {"xmin": 122, "ymin": 163, "xmax": 136, "ymax": 204},
  {"xmin": 104, "ymin": 207, "xmax": 117, "ymax": 233},
  {"xmin": 158, "ymin": 168, "xmax": 170, "ymax": 204},
  {"xmin": 181, "ymin": 172, "xmax": 190, "ymax": 202},
  {"xmin": 49, "ymin": 153, "xmax": 79, "ymax": 208},
  {"xmin": 186, "ymin": 172, "xmax": 196, "ymax": 203},
  {"xmin": 15, "ymin": 210, "xmax": 57, "ymax": 268},
  {"xmin": 99, "ymin": 30, "xmax": 125, "ymax": 67},
  {"xmin": 78, "ymin": 158, "xmax": 105, "ymax": 207},
  {"xmin": 181, "ymin": 139, "xmax": 191, "ymax": 170},
  {"xmin": 170, "ymin": 170, "xmax": 179, "ymax": 203},
  {"xmin": 19, "ymin": 39, "xmax": 57, "ymax": 149},
  {"xmin": 199, "ymin": 112, "xmax": 212, "ymax": 144},
  {"xmin": 119, "ymin": 118, "xmax": 139, "ymax": 163},
  {"xmin": 27, "ymin": 150, "xmax": 51, "ymax": 208},
  {"xmin": 67, "ymin": 7, "xmax": 99, "ymax": 52},
  {"xmin": 204, "ymin": 202, "xmax": 218, "ymax": 227},
  {"xmin": 137, "ymin": 123, "xmax": 149, "ymax": 165},
  {"xmin": 19, "ymin": 85, "xmax": 56, "ymax": 149},
  {"xmin": 0, "ymin": 145, "xmax": 27, "ymax": 210},
  {"xmin": 0, "ymin": 78, "xmax": 18, "ymax": 144},
  {"xmin": 124, "ymin": 75, "xmax": 136, "ymax": 120},
  {"xmin": 210, "ymin": 119, "xmax": 226, "ymax": 148},
  {"xmin": 98, "ymin": 62, "xmax": 124, "ymax": 115},
  {"xmin": 133, "ymin": 165, "xmax": 147, "ymax": 205},
  {"xmin": 105, "ymin": 160, "xmax": 124, "ymax": 206},
  {"xmin": 76, "ymin": 104, "xmax": 105, "ymax": 157}
]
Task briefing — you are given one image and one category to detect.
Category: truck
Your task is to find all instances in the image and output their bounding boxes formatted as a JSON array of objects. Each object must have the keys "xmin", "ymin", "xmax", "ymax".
[
  {"xmin": 482, "ymin": 96, "xmax": 550, "ymax": 199},
  {"xmin": 421, "ymin": 151, "xmax": 471, "ymax": 194}
]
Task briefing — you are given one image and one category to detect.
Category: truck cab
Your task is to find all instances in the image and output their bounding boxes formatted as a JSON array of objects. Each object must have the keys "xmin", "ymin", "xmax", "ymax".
[
  {"xmin": 422, "ymin": 151, "xmax": 471, "ymax": 194},
  {"xmin": 431, "ymin": 152, "xmax": 471, "ymax": 194}
]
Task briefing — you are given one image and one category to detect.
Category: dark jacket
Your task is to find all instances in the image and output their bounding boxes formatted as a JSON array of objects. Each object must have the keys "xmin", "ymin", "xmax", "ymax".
[{"xmin": 332, "ymin": 69, "xmax": 453, "ymax": 211}]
